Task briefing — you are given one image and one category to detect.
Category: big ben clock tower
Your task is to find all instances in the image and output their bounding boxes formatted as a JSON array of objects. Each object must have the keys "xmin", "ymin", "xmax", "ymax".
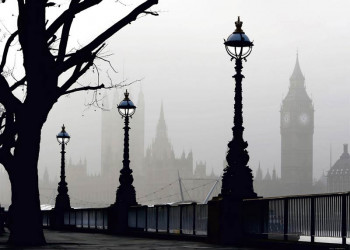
[{"xmin": 280, "ymin": 54, "xmax": 314, "ymax": 194}]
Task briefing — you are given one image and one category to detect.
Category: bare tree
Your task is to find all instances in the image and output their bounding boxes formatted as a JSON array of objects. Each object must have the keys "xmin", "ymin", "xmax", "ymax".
[{"xmin": 0, "ymin": 0, "xmax": 158, "ymax": 245}]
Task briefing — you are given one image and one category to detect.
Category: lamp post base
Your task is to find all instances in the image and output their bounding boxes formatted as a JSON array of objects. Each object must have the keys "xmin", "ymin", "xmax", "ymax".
[{"xmin": 54, "ymin": 193, "xmax": 71, "ymax": 211}]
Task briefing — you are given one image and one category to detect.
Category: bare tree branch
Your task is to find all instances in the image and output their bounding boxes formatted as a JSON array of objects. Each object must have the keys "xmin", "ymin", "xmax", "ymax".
[
  {"xmin": 10, "ymin": 77, "xmax": 26, "ymax": 92},
  {"xmin": 0, "ymin": 31, "xmax": 18, "ymax": 73},
  {"xmin": 58, "ymin": 0, "xmax": 158, "ymax": 74},
  {"xmin": 143, "ymin": 10, "xmax": 159, "ymax": 16},
  {"xmin": 0, "ymin": 146, "xmax": 14, "ymax": 171},
  {"xmin": 56, "ymin": 0, "xmax": 79, "ymax": 64},
  {"xmin": 64, "ymin": 83, "xmax": 105, "ymax": 95},
  {"xmin": 0, "ymin": 75, "xmax": 21, "ymax": 109},
  {"xmin": 46, "ymin": 0, "xmax": 104, "ymax": 40},
  {"xmin": 59, "ymin": 44, "xmax": 105, "ymax": 96}
]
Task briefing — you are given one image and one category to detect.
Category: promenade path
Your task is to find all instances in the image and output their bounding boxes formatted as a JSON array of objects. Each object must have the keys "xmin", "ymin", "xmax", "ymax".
[{"xmin": 0, "ymin": 230, "xmax": 261, "ymax": 250}]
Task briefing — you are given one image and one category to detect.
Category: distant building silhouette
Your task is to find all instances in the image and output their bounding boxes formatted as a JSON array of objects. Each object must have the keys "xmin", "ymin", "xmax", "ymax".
[
  {"xmin": 254, "ymin": 55, "xmax": 320, "ymax": 197},
  {"xmin": 24, "ymin": 88, "xmax": 219, "ymax": 208},
  {"xmin": 327, "ymin": 144, "xmax": 350, "ymax": 192},
  {"xmin": 280, "ymin": 54, "xmax": 314, "ymax": 195},
  {"xmin": 254, "ymin": 163, "xmax": 282, "ymax": 197}
]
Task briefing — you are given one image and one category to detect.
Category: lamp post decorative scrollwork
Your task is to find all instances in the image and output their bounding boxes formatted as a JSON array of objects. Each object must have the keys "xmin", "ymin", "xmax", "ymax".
[
  {"xmin": 114, "ymin": 90, "xmax": 137, "ymax": 206},
  {"xmin": 55, "ymin": 124, "xmax": 71, "ymax": 210},
  {"xmin": 221, "ymin": 17, "xmax": 257, "ymax": 200}
]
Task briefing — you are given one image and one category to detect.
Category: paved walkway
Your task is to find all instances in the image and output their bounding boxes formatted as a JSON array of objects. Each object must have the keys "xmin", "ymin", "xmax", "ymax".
[{"xmin": 0, "ymin": 230, "xmax": 261, "ymax": 249}]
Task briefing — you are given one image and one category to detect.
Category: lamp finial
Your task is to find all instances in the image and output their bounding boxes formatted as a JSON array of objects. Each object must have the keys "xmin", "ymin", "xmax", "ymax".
[
  {"xmin": 234, "ymin": 16, "xmax": 244, "ymax": 34},
  {"xmin": 124, "ymin": 89, "xmax": 130, "ymax": 100}
]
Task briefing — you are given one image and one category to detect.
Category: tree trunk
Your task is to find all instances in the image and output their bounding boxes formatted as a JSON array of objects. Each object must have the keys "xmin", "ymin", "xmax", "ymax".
[{"xmin": 7, "ymin": 116, "xmax": 46, "ymax": 245}]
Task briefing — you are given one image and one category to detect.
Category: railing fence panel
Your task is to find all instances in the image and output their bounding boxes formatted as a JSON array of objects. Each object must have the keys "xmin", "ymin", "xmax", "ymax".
[
  {"xmin": 147, "ymin": 207, "xmax": 156, "ymax": 232},
  {"xmin": 288, "ymin": 198, "xmax": 310, "ymax": 236},
  {"xmin": 169, "ymin": 206, "xmax": 180, "ymax": 234},
  {"xmin": 64, "ymin": 211, "xmax": 70, "ymax": 225},
  {"xmin": 89, "ymin": 210, "xmax": 96, "ymax": 229},
  {"xmin": 157, "ymin": 206, "xmax": 167, "ymax": 232},
  {"xmin": 128, "ymin": 207, "xmax": 136, "ymax": 228},
  {"xmin": 181, "ymin": 205, "xmax": 194, "ymax": 235},
  {"xmin": 315, "ymin": 195, "xmax": 341, "ymax": 237},
  {"xmin": 195, "ymin": 204, "xmax": 208, "ymax": 235},
  {"xmin": 76, "ymin": 210, "xmax": 82, "ymax": 228},
  {"xmin": 244, "ymin": 192, "xmax": 350, "ymax": 245},
  {"xmin": 268, "ymin": 199, "xmax": 284, "ymax": 234},
  {"xmin": 137, "ymin": 206, "xmax": 146, "ymax": 229}
]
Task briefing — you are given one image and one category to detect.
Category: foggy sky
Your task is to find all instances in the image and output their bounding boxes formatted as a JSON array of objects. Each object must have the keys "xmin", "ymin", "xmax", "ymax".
[{"xmin": 1, "ymin": 0, "xmax": 349, "ymax": 183}]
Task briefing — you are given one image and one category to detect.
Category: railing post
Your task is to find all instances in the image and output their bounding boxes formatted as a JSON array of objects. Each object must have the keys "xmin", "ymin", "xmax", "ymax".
[
  {"xmin": 166, "ymin": 205, "xmax": 170, "ymax": 234},
  {"xmin": 180, "ymin": 205, "xmax": 183, "ymax": 234},
  {"xmin": 88, "ymin": 210, "xmax": 90, "ymax": 229},
  {"xmin": 136, "ymin": 207, "xmax": 138, "ymax": 229},
  {"xmin": 102, "ymin": 209, "xmax": 105, "ymax": 230},
  {"xmin": 193, "ymin": 202, "xmax": 196, "ymax": 235},
  {"xmin": 156, "ymin": 206, "xmax": 159, "ymax": 233},
  {"xmin": 342, "ymin": 194, "xmax": 347, "ymax": 245},
  {"xmin": 284, "ymin": 199, "xmax": 289, "ymax": 241},
  {"xmin": 95, "ymin": 210, "xmax": 97, "ymax": 230},
  {"xmin": 145, "ymin": 206, "xmax": 148, "ymax": 232},
  {"xmin": 311, "ymin": 197, "xmax": 315, "ymax": 243}
]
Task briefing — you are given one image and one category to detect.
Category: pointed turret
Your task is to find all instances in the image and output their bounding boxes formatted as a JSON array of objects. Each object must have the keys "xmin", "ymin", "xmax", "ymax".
[
  {"xmin": 264, "ymin": 169, "xmax": 271, "ymax": 181},
  {"xmin": 330, "ymin": 144, "xmax": 333, "ymax": 169},
  {"xmin": 281, "ymin": 53, "xmax": 313, "ymax": 110},
  {"xmin": 290, "ymin": 53, "xmax": 305, "ymax": 83},
  {"xmin": 147, "ymin": 102, "xmax": 173, "ymax": 160},
  {"xmin": 156, "ymin": 101, "xmax": 168, "ymax": 139},
  {"xmin": 255, "ymin": 162, "xmax": 263, "ymax": 181}
]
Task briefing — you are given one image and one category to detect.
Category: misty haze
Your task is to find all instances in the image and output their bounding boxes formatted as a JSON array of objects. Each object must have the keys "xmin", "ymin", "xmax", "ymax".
[{"xmin": 0, "ymin": 0, "xmax": 349, "ymax": 248}]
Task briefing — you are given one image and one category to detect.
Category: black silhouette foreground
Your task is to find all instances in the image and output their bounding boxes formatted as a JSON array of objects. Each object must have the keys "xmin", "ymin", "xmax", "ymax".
[
  {"xmin": 221, "ymin": 17, "xmax": 257, "ymax": 200},
  {"xmin": 0, "ymin": 0, "xmax": 158, "ymax": 246},
  {"xmin": 114, "ymin": 90, "xmax": 137, "ymax": 207}
]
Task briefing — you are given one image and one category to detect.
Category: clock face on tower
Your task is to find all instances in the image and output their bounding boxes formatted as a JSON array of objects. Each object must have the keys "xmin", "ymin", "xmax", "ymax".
[
  {"xmin": 283, "ymin": 112, "xmax": 290, "ymax": 124},
  {"xmin": 299, "ymin": 113, "xmax": 309, "ymax": 125}
]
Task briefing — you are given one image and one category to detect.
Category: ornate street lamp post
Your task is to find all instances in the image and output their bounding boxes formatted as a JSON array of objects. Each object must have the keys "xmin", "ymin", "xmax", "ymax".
[
  {"xmin": 55, "ymin": 124, "xmax": 71, "ymax": 210},
  {"xmin": 114, "ymin": 90, "xmax": 137, "ymax": 206},
  {"xmin": 221, "ymin": 17, "xmax": 257, "ymax": 200}
]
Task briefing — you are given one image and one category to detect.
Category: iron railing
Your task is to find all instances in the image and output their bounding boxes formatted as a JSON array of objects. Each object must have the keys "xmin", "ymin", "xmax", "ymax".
[
  {"xmin": 42, "ymin": 208, "xmax": 108, "ymax": 230},
  {"xmin": 243, "ymin": 192, "xmax": 350, "ymax": 245},
  {"xmin": 128, "ymin": 203, "xmax": 208, "ymax": 236}
]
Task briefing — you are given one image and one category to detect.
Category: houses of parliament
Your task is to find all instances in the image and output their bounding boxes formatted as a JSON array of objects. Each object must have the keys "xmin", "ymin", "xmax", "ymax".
[{"xmin": 0, "ymin": 88, "xmax": 219, "ymax": 208}]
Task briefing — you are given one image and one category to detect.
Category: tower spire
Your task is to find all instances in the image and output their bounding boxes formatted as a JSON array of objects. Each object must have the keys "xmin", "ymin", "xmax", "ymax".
[
  {"xmin": 290, "ymin": 52, "xmax": 305, "ymax": 83},
  {"xmin": 256, "ymin": 161, "xmax": 262, "ymax": 181},
  {"xmin": 160, "ymin": 100, "xmax": 164, "ymax": 121},
  {"xmin": 330, "ymin": 144, "xmax": 333, "ymax": 169},
  {"xmin": 156, "ymin": 101, "xmax": 167, "ymax": 138}
]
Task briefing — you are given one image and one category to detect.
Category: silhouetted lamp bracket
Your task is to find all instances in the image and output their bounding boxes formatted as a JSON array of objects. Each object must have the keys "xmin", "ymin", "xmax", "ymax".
[
  {"xmin": 117, "ymin": 90, "xmax": 136, "ymax": 118},
  {"xmin": 56, "ymin": 125, "xmax": 70, "ymax": 145},
  {"xmin": 224, "ymin": 16, "xmax": 253, "ymax": 61}
]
